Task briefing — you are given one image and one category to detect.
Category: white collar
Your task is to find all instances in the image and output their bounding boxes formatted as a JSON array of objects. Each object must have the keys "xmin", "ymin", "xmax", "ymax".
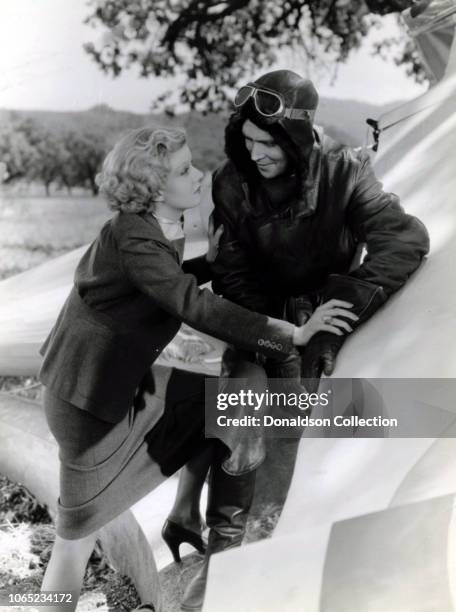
[{"xmin": 154, "ymin": 214, "xmax": 185, "ymax": 242}]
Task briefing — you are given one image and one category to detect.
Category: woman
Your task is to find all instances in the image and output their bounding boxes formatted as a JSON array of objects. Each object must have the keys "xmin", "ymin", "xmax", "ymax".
[{"xmin": 39, "ymin": 125, "xmax": 356, "ymax": 611}]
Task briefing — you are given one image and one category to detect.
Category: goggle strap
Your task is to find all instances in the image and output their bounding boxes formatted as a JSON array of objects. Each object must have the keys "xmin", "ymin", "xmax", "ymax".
[{"xmin": 284, "ymin": 108, "xmax": 315, "ymax": 120}]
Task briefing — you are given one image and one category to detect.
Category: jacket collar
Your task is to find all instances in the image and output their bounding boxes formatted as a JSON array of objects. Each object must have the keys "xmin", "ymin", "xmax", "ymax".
[
  {"xmin": 119, "ymin": 212, "xmax": 183, "ymax": 262},
  {"xmin": 295, "ymin": 125, "xmax": 322, "ymax": 219}
]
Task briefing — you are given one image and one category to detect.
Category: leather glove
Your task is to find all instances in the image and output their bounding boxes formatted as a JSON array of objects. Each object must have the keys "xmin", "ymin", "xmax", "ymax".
[
  {"xmin": 133, "ymin": 369, "xmax": 156, "ymax": 411},
  {"xmin": 284, "ymin": 294, "xmax": 314, "ymax": 326},
  {"xmin": 300, "ymin": 274, "xmax": 387, "ymax": 385}
]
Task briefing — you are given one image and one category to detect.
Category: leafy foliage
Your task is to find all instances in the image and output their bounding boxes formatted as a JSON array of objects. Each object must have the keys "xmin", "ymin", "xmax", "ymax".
[
  {"xmin": 0, "ymin": 117, "xmax": 109, "ymax": 195},
  {"xmin": 61, "ymin": 131, "xmax": 108, "ymax": 195},
  {"xmin": 372, "ymin": 28, "xmax": 431, "ymax": 83},
  {"xmin": 0, "ymin": 120, "xmax": 39, "ymax": 184},
  {"xmin": 30, "ymin": 131, "xmax": 71, "ymax": 195},
  {"xmin": 84, "ymin": 0, "xmax": 424, "ymax": 111}
]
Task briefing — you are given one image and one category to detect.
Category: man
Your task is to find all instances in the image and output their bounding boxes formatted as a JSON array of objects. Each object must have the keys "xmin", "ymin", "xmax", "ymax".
[
  {"xmin": 180, "ymin": 69, "xmax": 429, "ymax": 610},
  {"xmin": 211, "ymin": 69, "xmax": 429, "ymax": 374}
]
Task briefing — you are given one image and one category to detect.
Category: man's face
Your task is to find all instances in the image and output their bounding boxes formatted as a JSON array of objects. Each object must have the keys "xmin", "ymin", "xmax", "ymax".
[{"xmin": 242, "ymin": 120, "xmax": 288, "ymax": 179}]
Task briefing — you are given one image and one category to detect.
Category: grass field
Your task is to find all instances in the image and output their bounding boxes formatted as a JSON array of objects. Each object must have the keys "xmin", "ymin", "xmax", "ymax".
[{"xmin": 0, "ymin": 194, "xmax": 111, "ymax": 280}]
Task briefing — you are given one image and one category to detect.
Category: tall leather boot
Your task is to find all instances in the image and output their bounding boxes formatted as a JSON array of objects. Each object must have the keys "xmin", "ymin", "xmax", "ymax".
[{"xmin": 180, "ymin": 453, "xmax": 256, "ymax": 611}]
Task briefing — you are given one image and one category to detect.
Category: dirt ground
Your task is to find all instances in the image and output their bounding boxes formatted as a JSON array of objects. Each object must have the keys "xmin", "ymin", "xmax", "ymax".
[{"xmin": 0, "ymin": 474, "xmax": 281, "ymax": 612}]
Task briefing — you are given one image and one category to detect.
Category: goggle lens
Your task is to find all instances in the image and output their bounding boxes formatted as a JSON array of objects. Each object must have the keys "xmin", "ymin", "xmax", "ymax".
[
  {"xmin": 234, "ymin": 86, "xmax": 254, "ymax": 107},
  {"xmin": 255, "ymin": 90, "xmax": 282, "ymax": 116},
  {"xmin": 234, "ymin": 84, "xmax": 312, "ymax": 120}
]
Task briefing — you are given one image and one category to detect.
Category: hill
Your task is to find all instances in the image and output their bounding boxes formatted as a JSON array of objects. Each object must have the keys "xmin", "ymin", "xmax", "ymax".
[{"xmin": 0, "ymin": 98, "xmax": 402, "ymax": 172}]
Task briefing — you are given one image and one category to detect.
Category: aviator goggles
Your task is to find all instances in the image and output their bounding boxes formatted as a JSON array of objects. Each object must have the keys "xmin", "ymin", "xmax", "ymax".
[{"xmin": 234, "ymin": 84, "xmax": 315, "ymax": 120}]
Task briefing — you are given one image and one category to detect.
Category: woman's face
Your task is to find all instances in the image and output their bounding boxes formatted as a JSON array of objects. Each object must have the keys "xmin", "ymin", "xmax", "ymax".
[{"xmin": 161, "ymin": 144, "xmax": 204, "ymax": 211}]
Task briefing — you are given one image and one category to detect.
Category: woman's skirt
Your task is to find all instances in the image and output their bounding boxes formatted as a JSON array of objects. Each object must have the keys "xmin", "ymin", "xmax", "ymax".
[{"xmin": 44, "ymin": 369, "xmax": 212, "ymax": 540}]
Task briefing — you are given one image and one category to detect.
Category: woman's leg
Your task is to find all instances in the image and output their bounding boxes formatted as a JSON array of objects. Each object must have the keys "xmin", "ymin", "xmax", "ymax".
[
  {"xmin": 40, "ymin": 530, "xmax": 98, "ymax": 612},
  {"xmin": 167, "ymin": 442, "xmax": 214, "ymax": 532}
]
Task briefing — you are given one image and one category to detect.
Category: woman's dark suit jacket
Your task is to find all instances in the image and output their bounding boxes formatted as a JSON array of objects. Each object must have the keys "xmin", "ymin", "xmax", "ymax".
[{"xmin": 39, "ymin": 211, "xmax": 295, "ymax": 423}]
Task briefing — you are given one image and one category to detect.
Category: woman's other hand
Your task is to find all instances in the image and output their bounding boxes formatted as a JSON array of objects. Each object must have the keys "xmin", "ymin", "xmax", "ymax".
[
  {"xmin": 206, "ymin": 215, "xmax": 224, "ymax": 263},
  {"xmin": 293, "ymin": 299, "xmax": 359, "ymax": 346}
]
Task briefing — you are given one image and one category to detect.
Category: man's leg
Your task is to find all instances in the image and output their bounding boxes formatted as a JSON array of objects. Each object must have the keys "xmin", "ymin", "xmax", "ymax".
[
  {"xmin": 180, "ymin": 442, "xmax": 256, "ymax": 611},
  {"xmin": 181, "ymin": 351, "xmax": 265, "ymax": 611}
]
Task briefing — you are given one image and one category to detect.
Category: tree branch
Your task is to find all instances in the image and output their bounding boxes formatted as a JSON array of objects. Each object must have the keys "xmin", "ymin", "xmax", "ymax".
[
  {"xmin": 163, "ymin": 0, "xmax": 250, "ymax": 49},
  {"xmin": 364, "ymin": 0, "xmax": 413, "ymax": 14}
]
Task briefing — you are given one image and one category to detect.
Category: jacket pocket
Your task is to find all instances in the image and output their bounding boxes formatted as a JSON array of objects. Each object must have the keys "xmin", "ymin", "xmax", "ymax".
[{"xmin": 72, "ymin": 319, "xmax": 129, "ymax": 405}]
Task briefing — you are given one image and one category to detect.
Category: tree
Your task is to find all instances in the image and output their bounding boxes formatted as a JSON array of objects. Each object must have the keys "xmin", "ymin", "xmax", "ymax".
[
  {"xmin": 0, "ymin": 121, "xmax": 39, "ymax": 184},
  {"xmin": 0, "ymin": 118, "xmax": 69, "ymax": 194},
  {"xmin": 12, "ymin": 119, "xmax": 71, "ymax": 196},
  {"xmin": 62, "ymin": 131, "xmax": 108, "ymax": 195},
  {"xmin": 0, "ymin": 118, "xmax": 107, "ymax": 195},
  {"xmin": 84, "ymin": 0, "xmax": 425, "ymax": 112},
  {"xmin": 32, "ymin": 132, "xmax": 71, "ymax": 196}
]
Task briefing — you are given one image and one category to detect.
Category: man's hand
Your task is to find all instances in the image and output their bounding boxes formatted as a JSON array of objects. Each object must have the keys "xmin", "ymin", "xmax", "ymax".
[
  {"xmin": 301, "ymin": 333, "xmax": 344, "ymax": 378},
  {"xmin": 206, "ymin": 215, "xmax": 224, "ymax": 263},
  {"xmin": 285, "ymin": 294, "xmax": 313, "ymax": 326},
  {"xmin": 300, "ymin": 274, "xmax": 387, "ymax": 382}
]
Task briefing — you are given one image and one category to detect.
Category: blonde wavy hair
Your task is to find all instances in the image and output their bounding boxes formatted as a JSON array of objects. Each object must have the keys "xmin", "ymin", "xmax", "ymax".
[{"xmin": 96, "ymin": 125, "xmax": 187, "ymax": 213}]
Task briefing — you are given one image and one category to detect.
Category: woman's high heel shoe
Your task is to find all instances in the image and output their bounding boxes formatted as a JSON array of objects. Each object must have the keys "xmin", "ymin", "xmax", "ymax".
[{"xmin": 162, "ymin": 519, "xmax": 207, "ymax": 563}]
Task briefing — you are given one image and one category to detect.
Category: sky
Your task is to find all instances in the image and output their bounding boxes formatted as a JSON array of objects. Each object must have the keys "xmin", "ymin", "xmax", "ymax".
[{"xmin": 0, "ymin": 1, "xmax": 428, "ymax": 113}]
